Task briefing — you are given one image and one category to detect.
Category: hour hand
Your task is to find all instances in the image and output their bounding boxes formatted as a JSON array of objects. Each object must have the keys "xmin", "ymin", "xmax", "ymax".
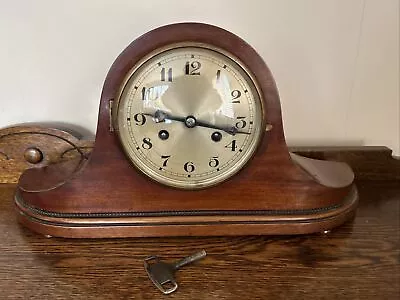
[
  {"xmin": 143, "ymin": 110, "xmax": 168, "ymax": 123},
  {"xmin": 144, "ymin": 110, "xmax": 186, "ymax": 124}
]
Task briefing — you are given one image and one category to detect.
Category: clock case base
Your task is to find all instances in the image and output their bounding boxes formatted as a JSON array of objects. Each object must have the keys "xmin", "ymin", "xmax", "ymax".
[
  {"xmin": 15, "ymin": 182, "xmax": 358, "ymax": 238},
  {"xmin": 15, "ymin": 23, "xmax": 359, "ymax": 238},
  {"xmin": 15, "ymin": 151, "xmax": 358, "ymax": 238}
]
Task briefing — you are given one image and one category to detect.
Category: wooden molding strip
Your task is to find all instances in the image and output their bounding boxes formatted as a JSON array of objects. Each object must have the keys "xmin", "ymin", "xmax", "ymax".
[
  {"xmin": 0, "ymin": 125, "xmax": 398, "ymax": 184},
  {"xmin": 291, "ymin": 146, "xmax": 399, "ymax": 181}
]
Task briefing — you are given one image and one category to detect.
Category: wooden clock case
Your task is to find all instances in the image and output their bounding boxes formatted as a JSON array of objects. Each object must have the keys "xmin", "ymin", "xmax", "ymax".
[{"xmin": 15, "ymin": 23, "xmax": 358, "ymax": 238}]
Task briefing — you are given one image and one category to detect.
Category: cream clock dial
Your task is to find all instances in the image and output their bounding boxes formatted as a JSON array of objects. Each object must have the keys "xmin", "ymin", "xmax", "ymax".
[{"xmin": 115, "ymin": 45, "xmax": 264, "ymax": 189}]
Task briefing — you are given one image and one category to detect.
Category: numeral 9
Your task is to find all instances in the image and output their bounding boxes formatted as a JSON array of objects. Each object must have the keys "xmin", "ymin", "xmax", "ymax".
[{"xmin": 133, "ymin": 113, "xmax": 146, "ymax": 126}]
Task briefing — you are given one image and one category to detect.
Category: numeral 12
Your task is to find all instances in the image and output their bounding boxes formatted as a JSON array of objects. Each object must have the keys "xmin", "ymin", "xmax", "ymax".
[{"xmin": 185, "ymin": 61, "xmax": 201, "ymax": 75}]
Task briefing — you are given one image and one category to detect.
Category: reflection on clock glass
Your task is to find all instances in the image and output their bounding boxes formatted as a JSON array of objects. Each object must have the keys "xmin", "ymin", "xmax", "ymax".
[{"xmin": 116, "ymin": 45, "xmax": 264, "ymax": 189}]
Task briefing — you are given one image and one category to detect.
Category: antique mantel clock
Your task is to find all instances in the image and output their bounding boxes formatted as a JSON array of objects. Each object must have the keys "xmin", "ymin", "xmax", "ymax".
[{"xmin": 15, "ymin": 23, "xmax": 358, "ymax": 238}]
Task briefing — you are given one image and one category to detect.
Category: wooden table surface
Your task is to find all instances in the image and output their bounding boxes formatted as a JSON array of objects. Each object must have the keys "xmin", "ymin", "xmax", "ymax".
[{"xmin": 0, "ymin": 181, "xmax": 399, "ymax": 299}]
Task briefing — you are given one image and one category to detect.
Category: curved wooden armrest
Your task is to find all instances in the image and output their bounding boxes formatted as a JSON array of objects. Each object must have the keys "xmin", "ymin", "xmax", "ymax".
[{"xmin": 290, "ymin": 153, "xmax": 354, "ymax": 188}]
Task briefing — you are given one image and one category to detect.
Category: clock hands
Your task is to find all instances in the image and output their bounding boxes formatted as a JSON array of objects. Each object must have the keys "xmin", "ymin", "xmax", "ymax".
[
  {"xmin": 144, "ymin": 110, "xmax": 250, "ymax": 136},
  {"xmin": 191, "ymin": 118, "xmax": 248, "ymax": 135}
]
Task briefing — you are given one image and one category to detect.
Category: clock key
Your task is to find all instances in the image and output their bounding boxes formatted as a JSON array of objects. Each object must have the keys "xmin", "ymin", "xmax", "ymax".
[{"xmin": 144, "ymin": 249, "xmax": 207, "ymax": 294}]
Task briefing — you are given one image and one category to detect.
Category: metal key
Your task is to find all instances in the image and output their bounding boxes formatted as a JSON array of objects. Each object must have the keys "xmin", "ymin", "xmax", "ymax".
[{"xmin": 144, "ymin": 250, "xmax": 207, "ymax": 294}]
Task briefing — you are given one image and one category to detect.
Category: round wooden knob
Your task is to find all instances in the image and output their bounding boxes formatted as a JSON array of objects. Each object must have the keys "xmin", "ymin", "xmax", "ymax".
[{"xmin": 24, "ymin": 147, "xmax": 43, "ymax": 164}]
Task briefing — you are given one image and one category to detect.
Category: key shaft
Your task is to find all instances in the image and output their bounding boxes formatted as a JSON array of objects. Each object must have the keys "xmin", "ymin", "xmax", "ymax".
[{"xmin": 173, "ymin": 249, "xmax": 207, "ymax": 270}]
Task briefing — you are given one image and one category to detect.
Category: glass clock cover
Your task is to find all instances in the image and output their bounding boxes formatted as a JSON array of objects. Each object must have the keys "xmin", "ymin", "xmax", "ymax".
[{"xmin": 115, "ymin": 45, "xmax": 264, "ymax": 189}]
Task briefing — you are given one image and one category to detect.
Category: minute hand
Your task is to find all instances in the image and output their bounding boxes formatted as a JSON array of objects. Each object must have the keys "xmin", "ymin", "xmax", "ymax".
[
  {"xmin": 145, "ymin": 111, "xmax": 250, "ymax": 136},
  {"xmin": 194, "ymin": 119, "xmax": 250, "ymax": 136}
]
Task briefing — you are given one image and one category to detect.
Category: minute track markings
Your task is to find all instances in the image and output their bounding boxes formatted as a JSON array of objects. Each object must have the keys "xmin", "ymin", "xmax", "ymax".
[{"xmin": 119, "ymin": 47, "xmax": 260, "ymax": 187}]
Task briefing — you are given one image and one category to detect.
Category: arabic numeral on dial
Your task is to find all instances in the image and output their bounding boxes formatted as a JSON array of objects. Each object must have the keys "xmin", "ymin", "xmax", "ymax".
[
  {"xmin": 142, "ymin": 138, "xmax": 152, "ymax": 150},
  {"xmin": 161, "ymin": 67, "xmax": 172, "ymax": 82},
  {"xmin": 231, "ymin": 90, "xmax": 241, "ymax": 103},
  {"xmin": 141, "ymin": 87, "xmax": 146, "ymax": 100},
  {"xmin": 225, "ymin": 140, "xmax": 237, "ymax": 151},
  {"xmin": 209, "ymin": 156, "xmax": 219, "ymax": 168},
  {"xmin": 184, "ymin": 161, "xmax": 195, "ymax": 173},
  {"xmin": 216, "ymin": 70, "xmax": 221, "ymax": 81},
  {"xmin": 133, "ymin": 113, "xmax": 146, "ymax": 126},
  {"xmin": 161, "ymin": 155, "xmax": 171, "ymax": 167},
  {"xmin": 185, "ymin": 61, "xmax": 201, "ymax": 75},
  {"xmin": 235, "ymin": 117, "xmax": 247, "ymax": 129}
]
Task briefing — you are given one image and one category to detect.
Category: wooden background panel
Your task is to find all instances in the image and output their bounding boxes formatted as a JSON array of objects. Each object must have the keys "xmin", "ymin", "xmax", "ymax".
[{"xmin": 0, "ymin": 181, "xmax": 398, "ymax": 299}]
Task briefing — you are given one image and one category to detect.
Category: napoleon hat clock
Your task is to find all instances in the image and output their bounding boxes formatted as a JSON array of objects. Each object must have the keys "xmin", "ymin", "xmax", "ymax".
[{"xmin": 15, "ymin": 23, "xmax": 358, "ymax": 238}]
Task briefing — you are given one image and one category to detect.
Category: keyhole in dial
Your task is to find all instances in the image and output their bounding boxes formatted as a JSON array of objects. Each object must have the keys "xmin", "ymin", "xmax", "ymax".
[
  {"xmin": 211, "ymin": 131, "xmax": 222, "ymax": 142},
  {"xmin": 158, "ymin": 130, "xmax": 169, "ymax": 140}
]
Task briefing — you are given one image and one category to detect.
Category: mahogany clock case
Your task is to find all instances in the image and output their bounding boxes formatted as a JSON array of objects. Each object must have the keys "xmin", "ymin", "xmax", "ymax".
[{"xmin": 15, "ymin": 23, "xmax": 358, "ymax": 238}]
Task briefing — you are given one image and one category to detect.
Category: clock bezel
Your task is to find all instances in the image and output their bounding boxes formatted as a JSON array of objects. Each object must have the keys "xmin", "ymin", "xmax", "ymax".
[{"xmin": 112, "ymin": 42, "xmax": 266, "ymax": 189}]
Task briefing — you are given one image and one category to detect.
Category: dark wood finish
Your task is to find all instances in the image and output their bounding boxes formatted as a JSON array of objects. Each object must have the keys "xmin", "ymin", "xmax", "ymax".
[
  {"xmin": 14, "ymin": 187, "xmax": 358, "ymax": 238},
  {"xmin": 15, "ymin": 23, "xmax": 358, "ymax": 237},
  {"xmin": 0, "ymin": 181, "xmax": 399, "ymax": 299}
]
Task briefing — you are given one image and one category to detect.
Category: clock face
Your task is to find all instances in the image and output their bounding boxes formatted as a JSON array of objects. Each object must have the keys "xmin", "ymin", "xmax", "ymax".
[{"xmin": 115, "ymin": 44, "xmax": 264, "ymax": 189}]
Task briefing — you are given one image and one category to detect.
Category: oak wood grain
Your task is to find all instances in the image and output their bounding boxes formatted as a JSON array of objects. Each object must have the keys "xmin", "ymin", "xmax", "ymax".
[
  {"xmin": 0, "ymin": 126, "xmax": 92, "ymax": 184},
  {"xmin": 0, "ymin": 181, "xmax": 399, "ymax": 299}
]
